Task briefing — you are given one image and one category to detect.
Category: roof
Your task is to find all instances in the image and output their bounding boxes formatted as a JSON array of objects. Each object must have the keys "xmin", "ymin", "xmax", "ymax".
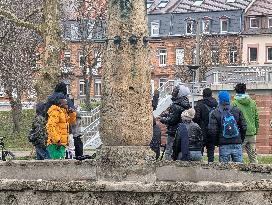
[
  {"xmin": 245, "ymin": 0, "xmax": 272, "ymax": 16},
  {"xmin": 148, "ymin": 0, "xmax": 253, "ymax": 14}
]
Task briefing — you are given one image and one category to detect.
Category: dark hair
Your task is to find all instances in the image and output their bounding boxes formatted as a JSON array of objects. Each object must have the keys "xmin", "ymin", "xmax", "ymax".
[
  {"xmin": 235, "ymin": 83, "xmax": 246, "ymax": 94},
  {"xmin": 54, "ymin": 82, "xmax": 67, "ymax": 95},
  {"xmin": 203, "ymin": 88, "xmax": 212, "ymax": 98},
  {"xmin": 36, "ymin": 103, "xmax": 46, "ymax": 117}
]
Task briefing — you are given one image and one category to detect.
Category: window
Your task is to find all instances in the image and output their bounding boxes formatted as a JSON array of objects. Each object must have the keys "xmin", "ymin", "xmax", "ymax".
[
  {"xmin": 192, "ymin": 47, "xmax": 196, "ymax": 64},
  {"xmin": 268, "ymin": 17, "xmax": 272, "ymax": 28},
  {"xmin": 220, "ymin": 19, "xmax": 228, "ymax": 33},
  {"xmin": 151, "ymin": 22, "xmax": 160, "ymax": 36},
  {"xmin": 157, "ymin": 0, "xmax": 169, "ymax": 8},
  {"xmin": 267, "ymin": 47, "xmax": 272, "ymax": 62},
  {"xmin": 78, "ymin": 51, "xmax": 85, "ymax": 68},
  {"xmin": 229, "ymin": 46, "xmax": 237, "ymax": 64},
  {"xmin": 146, "ymin": 0, "xmax": 154, "ymax": 9},
  {"xmin": 159, "ymin": 49, "xmax": 167, "ymax": 66},
  {"xmin": 186, "ymin": 21, "xmax": 193, "ymax": 34},
  {"xmin": 87, "ymin": 21, "xmax": 95, "ymax": 39},
  {"xmin": 63, "ymin": 50, "xmax": 71, "ymax": 68},
  {"xmin": 202, "ymin": 19, "xmax": 210, "ymax": 34},
  {"xmin": 79, "ymin": 80, "xmax": 86, "ymax": 96},
  {"xmin": 176, "ymin": 48, "xmax": 184, "ymax": 65},
  {"xmin": 250, "ymin": 18, "xmax": 259, "ymax": 28},
  {"xmin": 66, "ymin": 83, "xmax": 71, "ymax": 95},
  {"xmin": 159, "ymin": 78, "xmax": 167, "ymax": 87},
  {"xmin": 94, "ymin": 79, "xmax": 102, "ymax": 96},
  {"xmin": 71, "ymin": 24, "xmax": 80, "ymax": 40},
  {"xmin": 211, "ymin": 46, "xmax": 219, "ymax": 65},
  {"xmin": 94, "ymin": 50, "xmax": 102, "ymax": 68},
  {"xmin": 248, "ymin": 47, "xmax": 257, "ymax": 62}
]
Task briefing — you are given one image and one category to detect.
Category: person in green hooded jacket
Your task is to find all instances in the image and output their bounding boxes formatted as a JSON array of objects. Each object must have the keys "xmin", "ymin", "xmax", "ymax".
[{"xmin": 232, "ymin": 83, "xmax": 259, "ymax": 163}]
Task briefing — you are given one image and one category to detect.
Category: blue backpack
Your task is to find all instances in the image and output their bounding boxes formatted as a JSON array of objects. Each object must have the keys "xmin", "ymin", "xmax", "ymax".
[{"xmin": 221, "ymin": 110, "xmax": 239, "ymax": 139}]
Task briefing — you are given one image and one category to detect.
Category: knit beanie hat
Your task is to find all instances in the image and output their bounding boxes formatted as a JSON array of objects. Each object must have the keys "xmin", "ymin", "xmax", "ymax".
[
  {"xmin": 181, "ymin": 108, "xmax": 195, "ymax": 120},
  {"xmin": 177, "ymin": 85, "xmax": 190, "ymax": 97},
  {"xmin": 218, "ymin": 91, "xmax": 230, "ymax": 105}
]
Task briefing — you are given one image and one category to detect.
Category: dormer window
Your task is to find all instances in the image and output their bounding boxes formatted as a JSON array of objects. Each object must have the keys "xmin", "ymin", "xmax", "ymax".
[
  {"xmin": 250, "ymin": 17, "xmax": 259, "ymax": 28},
  {"xmin": 202, "ymin": 17, "xmax": 211, "ymax": 34},
  {"xmin": 151, "ymin": 21, "xmax": 160, "ymax": 36},
  {"xmin": 220, "ymin": 17, "xmax": 229, "ymax": 33},
  {"xmin": 157, "ymin": 0, "xmax": 169, "ymax": 8},
  {"xmin": 186, "ymin": 21, "xmax": 194, "ymax": 34},
  {"xmin": 268, "ymin": 17, "xmax": 272, "ymax": 28}
]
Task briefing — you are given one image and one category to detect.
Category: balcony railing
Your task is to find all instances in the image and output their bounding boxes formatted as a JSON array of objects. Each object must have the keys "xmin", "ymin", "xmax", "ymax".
[{"xmin": 205, "ymin": 66, "xmax": 272, "ymax": 84}]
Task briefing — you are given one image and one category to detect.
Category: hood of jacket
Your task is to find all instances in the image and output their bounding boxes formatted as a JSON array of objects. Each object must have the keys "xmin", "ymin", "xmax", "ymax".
[
  {"xmin": 173, "ymin": 96, "xmax": 190, "ymax": 109},
  {"xmin": 202, "ymin": 97, "xmax": 218, "ymax": 108},
  {"xmin": 234, "ymin": 94, "xmax": 251, "ymax": 106},
  {"xmin": 47, "ymin": 105, "xmax": 65, "ymax": 115}
]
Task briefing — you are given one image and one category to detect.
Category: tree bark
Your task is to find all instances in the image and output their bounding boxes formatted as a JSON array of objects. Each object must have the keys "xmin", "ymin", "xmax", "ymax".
[{"xmin": 100, "ymin": 0, "xmax": 152, "ymax": 146}]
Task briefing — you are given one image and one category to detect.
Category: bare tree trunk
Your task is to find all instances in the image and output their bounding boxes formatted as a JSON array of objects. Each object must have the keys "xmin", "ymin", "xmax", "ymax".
[
  {"xmin": 6, "ymin": 89, "xmax": 22, "ymax": 133},
  {"xmin": 35, "ymin": 0, "xmax": 63, "ymax": 102}
]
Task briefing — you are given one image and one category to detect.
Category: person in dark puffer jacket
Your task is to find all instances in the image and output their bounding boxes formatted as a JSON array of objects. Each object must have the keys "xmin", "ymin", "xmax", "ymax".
[
  {"xmin": 193, "ymin": 88, "xmax": 218, "ymax": 162},
  {"xmin": 173, "ymin": 108, "xmax": 203, "ymax": 161},
  {"xmin": 159, "ymin": 85, "xmax": 190, "ymax": 160},
  {"xmin": 29, "ymin": 103, "xmax": 50, "ymax": 160},
  {"xmin": 209, "ymin": 91, "xmax": 247, "ymax": 163}
]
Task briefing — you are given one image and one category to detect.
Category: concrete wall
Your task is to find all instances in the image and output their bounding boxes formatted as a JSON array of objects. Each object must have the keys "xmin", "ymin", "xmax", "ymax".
[{"xmin": 0, "ymin": 151, "xmax": 272, "ymax": 205}]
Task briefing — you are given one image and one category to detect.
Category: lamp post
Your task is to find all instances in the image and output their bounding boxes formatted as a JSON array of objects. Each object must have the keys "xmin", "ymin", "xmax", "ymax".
[{"xmin": 188, "ymin": 65, "xmax": 200, "ymax": 108}]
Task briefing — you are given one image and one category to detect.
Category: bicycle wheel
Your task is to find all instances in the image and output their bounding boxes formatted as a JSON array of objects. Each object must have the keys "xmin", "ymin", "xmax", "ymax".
[{"xmin": 4, "ymin": 151, "xmax": 15, "ymax": 160}]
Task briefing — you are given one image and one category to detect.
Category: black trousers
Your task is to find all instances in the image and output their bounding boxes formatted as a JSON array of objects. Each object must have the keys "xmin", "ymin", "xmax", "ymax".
[{"xmin": 73, "ymin": 137, "xmax": 83, "ymax": 158}]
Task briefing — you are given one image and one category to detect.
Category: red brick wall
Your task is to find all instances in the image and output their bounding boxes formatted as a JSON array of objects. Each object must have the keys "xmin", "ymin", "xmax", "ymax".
[{"xmin": 253, "ymin": 94, "xmax": 272, "ymax": 154}]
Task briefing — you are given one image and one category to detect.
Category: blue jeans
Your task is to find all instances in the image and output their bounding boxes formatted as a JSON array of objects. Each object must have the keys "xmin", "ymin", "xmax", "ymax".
[
  {"xmin": 190, "ymin": 151, "xmax": 202, "ymax": 161},
  {"xmin": 36, "ymin": 146, "xmax": 50, "ymax": 160},
  {"xmin": 177, "ymin": 151, "xmax": 202, "ymax": 161},
  {"xmin": 219, "ymin": 144, "xmax": 243, "ymax": 163}
]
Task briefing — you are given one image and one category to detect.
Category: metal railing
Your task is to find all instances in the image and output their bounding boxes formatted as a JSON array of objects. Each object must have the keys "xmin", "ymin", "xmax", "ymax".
[{"xmin": 206, "ymin": 66, "xmax": 272, "ymax": 84}]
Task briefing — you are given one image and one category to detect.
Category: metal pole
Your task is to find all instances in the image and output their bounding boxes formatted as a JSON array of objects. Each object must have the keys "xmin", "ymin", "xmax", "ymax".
[
  {"xmin": 195, "ymin": 18, "xmax": 201, "ymax": 82},
  {"xmin": 192, "ymin": 70, "xmax": 195, "ymax": 108}
]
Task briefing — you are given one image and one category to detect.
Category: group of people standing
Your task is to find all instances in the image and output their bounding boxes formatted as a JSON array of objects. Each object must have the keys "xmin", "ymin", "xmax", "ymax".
[
  {"xmin": 29, "ymin": 82, "xmax": 83, "ymax": 160},
  {"xmin": 152, "ymin": 83, "xmax": 259, "ymax": 163}
]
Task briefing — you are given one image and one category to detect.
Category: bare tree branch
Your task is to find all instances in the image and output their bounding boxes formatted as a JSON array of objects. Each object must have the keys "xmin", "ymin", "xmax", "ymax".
[
  {"xmin": 24, "ymin": 6, "xmax": 44, "ymax": 21},
  {"xmin": 0, "ymin": 8, "xmax": 43, "ymax": 34}
]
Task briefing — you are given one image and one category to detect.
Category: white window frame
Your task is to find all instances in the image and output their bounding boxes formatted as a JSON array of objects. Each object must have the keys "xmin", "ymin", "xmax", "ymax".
[
  {"xmin": 267, "ymin": 47, "xmax": 272, "ymax": 62},
  {"xmin": 202, "ymin": 19, "xmax": 210, "ymax": 34},
  {"xmin": 268, "ymin": 17, "xmax": 272, "ymax": 28},
  {"xmin": 63, "ymin": 50, "xmax": 71, "ymax": 70},
  {"xmin": 186, "ymin": 21, "xmax": 193, "ymax": 34},
  {"xmin": 94, "ymin": 50, "xmax": 102, "ymax": 69},
  {"xmin": 211, "ymin": 46, "xmax": 219, "ymax": 65},
  {"xmin": 159, "ymin": 78, "xmax": 167, "ymax": 88},
  {"xmin": 176, "ymin": 48, "xmax": 184, "ymax": 65},
  {"xmin": 151, "ymin": 22, "xmax": 160, "ymax": 36},
  {"xmin": 159, "ymin": 49, "xmax": 167, "ymax": 67},
  {"xmin": 248, "ymin": 47, "xmax": 258, "ymax": 62},
  {"xmin": 250, "ymin": 18, "xmax": 258, "ymax": 28},
  {"xmin": 71, "ymin": 24, "xmax": 80, "ymax": 40},
  {"xmin": 87, "ymin": 22, "xmax": 95, "ymax": 40},
  {"xmin": 78, "ymin": 50, "xmax": 84, "ymax": 68},
  {"xmin": 94, "ymin": 79, "xmax": 102, "ymax": 96},
  {"xmin": 220, "ymin": 19, "xmax": 228, "ymax": 33},
  {"xmin": 79, "ymin": 80, "xmax": 86, "ymax": 96},
  {"xmin": 229, "ymin": 46, "xmax": 237, "ymax": 64}
]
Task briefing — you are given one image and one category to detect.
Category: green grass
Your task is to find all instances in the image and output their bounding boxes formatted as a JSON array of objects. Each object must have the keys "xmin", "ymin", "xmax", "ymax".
[
  {"xmin": 203, "ymin": 155, "xmax": 272, "ymax": 164},
  {"xmin": 0, "ymin": 109, "xmax": 35, "ymax": 150}
]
